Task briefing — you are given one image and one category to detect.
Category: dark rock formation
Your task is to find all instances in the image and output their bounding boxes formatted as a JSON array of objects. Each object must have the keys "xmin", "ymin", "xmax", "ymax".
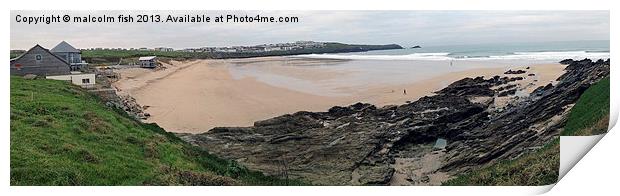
[
  {"xmin": 496, "ymin": 84, "xmax": 517, "ymax": 92},
  {"xmin": 504, "ymin": 69, "xmax": 527, "ymax": 74},
  {"xmin": 497, "ymin": 89, "xmax": 517, "ymax": 97},
  {"xmin": 441, "ymin": 58, "xmax": 609, "ymax": 172},
  {"xmin": 560, "ymin": 59, "xmax": 574, "ymax": 65},
  {"xmin": 179, "ymin": 58, "xmax": 610, "ymax": 185}
]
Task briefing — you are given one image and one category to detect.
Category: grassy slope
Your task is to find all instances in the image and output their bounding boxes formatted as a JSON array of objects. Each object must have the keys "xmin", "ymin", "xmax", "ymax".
[
  {"xmin": 443, "ymin": 140, "xmax": 559, "ymax": 186},
  {"xmin": 562, "ymin": 77, "xmax": 610, "ymax": 136},
  {"xmin": 10, "ymin": 76, "xmax": 303, "ymax": 186},
  {"xmin": 444, "ymin": 77, "xmax": 610, "ymax": 186}
]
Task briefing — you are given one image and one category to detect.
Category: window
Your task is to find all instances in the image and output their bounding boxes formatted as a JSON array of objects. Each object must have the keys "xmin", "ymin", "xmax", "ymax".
[
  {"xmin": 82, "ymin": 78, "xmax": 90, "ymax": 84},
  {"xmin": 35, "ymin": 54, "xmax": 42, "ymax": 62}
]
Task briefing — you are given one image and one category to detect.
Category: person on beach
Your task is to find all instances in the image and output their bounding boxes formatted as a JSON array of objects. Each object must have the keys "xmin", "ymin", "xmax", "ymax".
[{"xmin": 403, "ymin": 89, "xmax": 407, "ymax": 95}]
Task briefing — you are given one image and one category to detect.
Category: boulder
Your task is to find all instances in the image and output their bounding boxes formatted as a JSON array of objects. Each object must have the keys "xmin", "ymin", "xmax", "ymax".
[{"xmin": 504, "ymin": 69, "xmax": 526, "ymax": 74}]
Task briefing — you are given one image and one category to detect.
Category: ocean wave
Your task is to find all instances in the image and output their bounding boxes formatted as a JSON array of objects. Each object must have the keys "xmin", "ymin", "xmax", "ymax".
[
  {"xmin": 477, "ymin": 51, "xmax": 611, "ymax": 61},
  {"xmin": 295, "ymin": 53, "xmax": 452, "ymax": 61},
  {"xmin": 295, "ymin": 51, "xmax": 610, "ymax": 61}
]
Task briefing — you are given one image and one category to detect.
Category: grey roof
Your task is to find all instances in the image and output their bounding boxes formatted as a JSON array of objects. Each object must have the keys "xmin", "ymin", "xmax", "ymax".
[
  {"xmin": 51, "ymin": 41, "xmax": 80, "ymax": 53},
  {"xmin": 139, "ymin": 56, "xmax": 157, "ymax": 61},
  {"xmin": 13, "ymin": 44, "xmax": 70, "ymax": 65}
]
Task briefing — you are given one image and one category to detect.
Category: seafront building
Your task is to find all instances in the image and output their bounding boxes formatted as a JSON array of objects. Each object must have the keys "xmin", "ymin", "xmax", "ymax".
[
  {"xmin": 50, "ymin": 41, "xmax": 89, "ymax": 71},
  {"xmin": 138, "ymin": 56, "xmax": 158, "ymax": 68},
  {"xmin": 9, "ymin": 42, "xmax": 95, "ymax": 88}
]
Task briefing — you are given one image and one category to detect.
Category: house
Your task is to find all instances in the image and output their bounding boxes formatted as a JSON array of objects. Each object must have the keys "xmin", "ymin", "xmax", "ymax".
[
  {"xmin": 50, "ymin": 41, "xmax": 88, "ymax": 71},
  {"xmin": 11, "ymin": 44, "xmax": 71, "ymax": 76},
  {"xmin": 138, "ymin": 56, "xmax": 158, "ymax": 68},
  {"xmin": 10, "ymin": 44, "xmax": 95, "ymax": 88}
]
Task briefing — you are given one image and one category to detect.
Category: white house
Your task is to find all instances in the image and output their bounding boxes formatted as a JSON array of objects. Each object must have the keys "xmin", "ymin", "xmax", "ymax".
[
  {"xmin": 138, "ymin": 56, "xmax": 158, "ymax": 68},
  {"xmin": 46, "ymin": 71, "xmax": 96, "ymax": 88}
]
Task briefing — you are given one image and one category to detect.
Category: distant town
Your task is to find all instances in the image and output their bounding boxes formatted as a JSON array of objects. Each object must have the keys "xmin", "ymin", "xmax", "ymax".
[{"xmin": 81, "ymin": 41, "xmax": 327, "ymax": 53}]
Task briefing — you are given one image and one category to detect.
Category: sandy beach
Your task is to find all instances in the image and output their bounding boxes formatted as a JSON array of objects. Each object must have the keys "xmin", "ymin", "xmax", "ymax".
[{"xmin": 113, "ymin": 57, "xmax": 566, "ymax": 133}]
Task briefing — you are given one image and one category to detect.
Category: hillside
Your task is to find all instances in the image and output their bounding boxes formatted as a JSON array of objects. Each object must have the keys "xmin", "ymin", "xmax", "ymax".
[
  {"xmin": 562, "ymin": 77, "xmax": 610, "ymax": 136},
  {"xmin": 10, "ymin": 76, "xmax": 303, "ymax": 185},
  {"xmin": 444, "ymin": 75, "xmax": 610, "ymax": 186}
]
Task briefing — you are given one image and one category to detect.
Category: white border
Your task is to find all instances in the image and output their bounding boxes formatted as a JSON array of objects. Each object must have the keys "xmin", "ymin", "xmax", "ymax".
[{"xmin": 2, "ymin": 0, "xmax": 617, "ymax": 196}]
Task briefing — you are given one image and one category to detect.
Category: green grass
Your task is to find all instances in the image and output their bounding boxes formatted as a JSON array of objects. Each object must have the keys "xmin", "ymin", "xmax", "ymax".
[
  {"xmin": 10, "ymin": 76, "xmax": 305, "ymax": 186},
  {"xmin": 443, "ymin": 77, "xmax": 610, "ymax": 186},
  {"xmin": 10, "ymin": 50, "xmax": 25, "ymax": 59},
  {"xmin": 443, "ymin": 139, "xmax": 559, "ymax": 186},
  {"xmin": 562, "ymin": 77, "xmax": 610, "ymax": 136}
]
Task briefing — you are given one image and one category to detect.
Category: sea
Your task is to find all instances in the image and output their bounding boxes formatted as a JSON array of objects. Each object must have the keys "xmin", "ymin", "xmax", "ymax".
[
  {"xmin": 295, "ymin": 40, "xmax": 610, "ymax": 62},
  {"xmin": 229, "ymin": 40, "xmax": 610, "ymax": 96}
]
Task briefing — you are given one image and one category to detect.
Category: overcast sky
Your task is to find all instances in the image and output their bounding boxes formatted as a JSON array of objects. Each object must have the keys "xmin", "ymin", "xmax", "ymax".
[{"xmin": 10, "ymin": 10, "xmax": 609, "ymax": 50}]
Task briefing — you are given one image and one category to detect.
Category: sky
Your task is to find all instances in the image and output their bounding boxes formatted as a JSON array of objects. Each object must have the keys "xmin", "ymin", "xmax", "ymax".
[{"xmin": 10, "ymin": 10, "xmax": 609, "ymax": 50}]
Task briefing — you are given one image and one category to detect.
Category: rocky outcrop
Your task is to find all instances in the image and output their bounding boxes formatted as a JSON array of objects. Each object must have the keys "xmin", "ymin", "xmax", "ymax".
[
  {"xmin": 95, "ymin": 89, "xmax": 151, "ymax": 120},
  {"xmin": 441, "ymin": 59, "xmax": 608, "ymax": 171},
  {"xmin": 116, "ymin": 95, "xmax": 151, "ymax": 120},
  {"xmin": 179, "ymin": 58, "xmax": 609, "ymax": 185},
  {"xmin": 560, "ymin": 59, "xmax": 574, "ymax": 65},
  {"xmin": 504, "ymin": 69, "xmax": 527, "ymax": 74}
]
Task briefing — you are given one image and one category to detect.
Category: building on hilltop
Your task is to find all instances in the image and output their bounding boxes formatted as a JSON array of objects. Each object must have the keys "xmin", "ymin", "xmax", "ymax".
[{"xmin": 10, "ymin": 44, "xmax": 95, "ymax": 88}]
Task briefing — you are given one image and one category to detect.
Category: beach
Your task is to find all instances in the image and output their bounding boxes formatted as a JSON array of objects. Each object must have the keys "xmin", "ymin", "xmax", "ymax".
[{"xmin": 113, "ymin": 57, "xmax": 566, "ymax": 133}]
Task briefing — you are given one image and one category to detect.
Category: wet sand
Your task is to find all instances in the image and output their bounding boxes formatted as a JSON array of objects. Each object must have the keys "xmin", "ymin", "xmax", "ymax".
[{"xmin": 113, "ymin": 57, "xmax": 566, "ymax": 133}]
